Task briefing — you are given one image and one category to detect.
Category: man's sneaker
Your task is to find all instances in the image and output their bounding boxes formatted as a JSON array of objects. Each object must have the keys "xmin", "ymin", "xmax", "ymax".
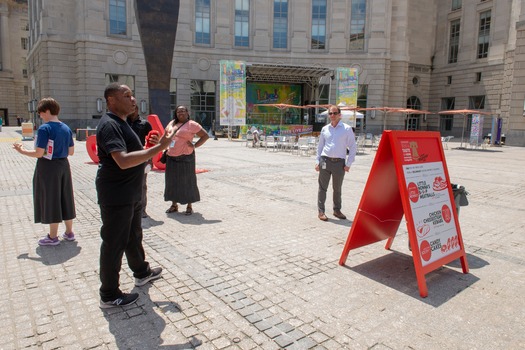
[
  {"xmin": 99, "ymin": 292, "xmax": 139, "ymax": 309},
  {"xmin": 38, "ymin": 235, "xmax": 60, "ymax": 246},
  {"xmin": 62, "ymin": 232, "xmax": 75, "ymax": 241},
  {"xmin": 135, "ymin": 267, "xmax": 163, "ymax": 286}
]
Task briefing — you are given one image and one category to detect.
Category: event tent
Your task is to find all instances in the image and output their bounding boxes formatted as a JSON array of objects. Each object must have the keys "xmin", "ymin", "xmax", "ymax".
[{"xmin": 318, "ymin": 109, "xmax": 364, "ymax": 127}]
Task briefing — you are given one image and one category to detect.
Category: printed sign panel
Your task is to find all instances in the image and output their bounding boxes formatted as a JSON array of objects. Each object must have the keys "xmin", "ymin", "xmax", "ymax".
[
  {"xmin": 335, "ymin": 67, "xmax": 358, "ymax": 107},
  {"xmin": 219, "ymin": 60, "xmax": 246, "ymax": 126}
]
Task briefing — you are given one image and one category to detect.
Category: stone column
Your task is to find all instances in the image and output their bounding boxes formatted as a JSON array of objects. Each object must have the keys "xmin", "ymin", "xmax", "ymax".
[{"xmin": 134, "ymin": 0, "xmax": 180, "ymax": 126}]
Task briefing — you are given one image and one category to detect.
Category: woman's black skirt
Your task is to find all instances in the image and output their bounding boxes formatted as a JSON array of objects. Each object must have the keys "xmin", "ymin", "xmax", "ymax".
[
  {"xmin": 33, "ymin": 158, "xmax": 76, "ymax": 224},
  {"xmin": 164, "ymin": 152, "xmax": 200, "ymax": 204}
]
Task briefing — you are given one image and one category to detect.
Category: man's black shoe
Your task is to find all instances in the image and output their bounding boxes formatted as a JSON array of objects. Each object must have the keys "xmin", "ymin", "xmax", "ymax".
[{"xmin": 99, "ymin": 293, "xmax": 139, "ymax": 309}]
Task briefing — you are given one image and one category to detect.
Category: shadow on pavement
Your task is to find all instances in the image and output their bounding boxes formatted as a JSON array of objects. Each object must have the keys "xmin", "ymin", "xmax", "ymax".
[
  {"xmin": 165, "ymin": 212, "xmax": 222, "ymax": 225},
  {"xmin": 102, "ymin": 283, "xmax": 202, "ymax": 349},
  {"xmin": 17, "ymin": 241, "xmax": 81, "ymax": 265},
  {"xmin": 446, "ymin": 252, "xmax": 489, "ymax": 269},
  {"xmin": 342, "ymin": 250, "xmax": 480, "ymax": 307}
]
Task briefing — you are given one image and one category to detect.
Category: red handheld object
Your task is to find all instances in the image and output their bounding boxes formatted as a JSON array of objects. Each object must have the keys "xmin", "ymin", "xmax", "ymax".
[{"xmin": 145, "ymin": 130, "xmax": 160, "ymax": 148}]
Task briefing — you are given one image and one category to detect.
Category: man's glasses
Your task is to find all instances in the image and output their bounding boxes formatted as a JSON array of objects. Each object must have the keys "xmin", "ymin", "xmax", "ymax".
[{"xmin": 328, "ymin": 112, "xmax": 339, "ymax": 115}]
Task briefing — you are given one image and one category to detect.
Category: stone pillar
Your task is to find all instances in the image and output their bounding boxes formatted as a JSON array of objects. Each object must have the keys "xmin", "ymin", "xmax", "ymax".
[
  {"xmin": 0, "ymin": 11, "xmax": 12, "ymax": 72},
  {"xmin": 134, "ymin": 0, "xmax": 180, "ymax": 126}
]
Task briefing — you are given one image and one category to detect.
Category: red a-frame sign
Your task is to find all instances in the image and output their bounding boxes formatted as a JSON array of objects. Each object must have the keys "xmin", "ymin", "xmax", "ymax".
[{"xmin": 339, "ymin": 131, "xmax": 469, "ymax": 297}]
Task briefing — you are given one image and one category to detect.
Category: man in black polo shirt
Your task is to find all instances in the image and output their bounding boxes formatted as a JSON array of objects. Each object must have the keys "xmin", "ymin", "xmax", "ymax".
[
  {"xmin": 127, "ymin": 105, "xmax": 153, "ymax": 218},
  {"xmin": 96, "ymin": 83, "xmax": 175, "ymax": 308}
]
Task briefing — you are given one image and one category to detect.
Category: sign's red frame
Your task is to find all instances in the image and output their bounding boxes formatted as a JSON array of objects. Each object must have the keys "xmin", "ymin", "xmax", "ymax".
[{"xmin": 339, "ymin": 130, "xmax": 469, "ymax": 297}]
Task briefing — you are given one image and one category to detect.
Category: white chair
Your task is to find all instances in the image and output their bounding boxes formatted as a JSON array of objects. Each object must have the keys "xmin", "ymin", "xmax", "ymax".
[
  {"xmin": 356, "ymin": 134, "xmax": 366, "ymax": 154},
  {"xmin": 364, "ymin": 133, "xmax": 374, "ymax": 147},
  {"xmin": 264, "ymin": 136, "xmax": 277, "ymax": 151},
  {"xmin": 307, "ymin": 136, "xmax": 318, "ymax": 155},
  {"xmin": 283, "ymin": 135, "xmax": 295, "ymax": 152},
  {"xmin": 277, "ymin": 136, "xmax": 290, "ymax": 151},
  {"xmin": 257, "ymin": 135, "xmax": 266, "ymax": 149},
  {"xmin": 246, "ymin": 132, "xmax": 254, "ymax": 147},
  {"xmin": 296, "ymin": 137, "xmax": 310, "ymax": 156},
  {"xmin": 441, "ymin": 136, "xmax": 453, "ymax": 150}
]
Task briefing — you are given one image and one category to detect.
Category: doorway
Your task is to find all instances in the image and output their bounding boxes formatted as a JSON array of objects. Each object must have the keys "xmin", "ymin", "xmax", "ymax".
[{"xmin": 0, "ymin": 109, "xmax": 8, "ymax": 126}]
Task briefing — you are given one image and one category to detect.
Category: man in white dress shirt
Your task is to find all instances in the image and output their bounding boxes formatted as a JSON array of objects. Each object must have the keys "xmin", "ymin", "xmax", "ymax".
[{"xmin": 315, "ymin": 105, "xmax": 357, "ymax": 221}]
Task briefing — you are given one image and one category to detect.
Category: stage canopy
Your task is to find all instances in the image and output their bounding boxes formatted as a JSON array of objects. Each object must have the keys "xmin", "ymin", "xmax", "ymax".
[{"xmin": 246, "ymin": 63, "xmax": 333, "ymax": 87}]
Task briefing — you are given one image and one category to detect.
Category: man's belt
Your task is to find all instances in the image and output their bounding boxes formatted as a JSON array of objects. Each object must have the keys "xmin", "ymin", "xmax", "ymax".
[{"xmin": 323, "ymin": 156, "xmax": 344, "ymax": 162}]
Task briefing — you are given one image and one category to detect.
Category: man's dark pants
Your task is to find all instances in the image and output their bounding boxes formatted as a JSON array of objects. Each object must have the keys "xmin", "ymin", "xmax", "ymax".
[
  {"xmin": 317, "ymin": 157, "xmax": 346, "ymax": 213},
  {"xmin": 99, "ymin": 201, "xmax": 150, "ymax": 301}
]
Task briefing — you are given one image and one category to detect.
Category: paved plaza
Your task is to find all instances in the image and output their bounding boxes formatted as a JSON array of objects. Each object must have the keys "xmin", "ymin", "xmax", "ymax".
[{"xmin": 0, "ymin": 125, "xmax": 524, "ymax": 349}]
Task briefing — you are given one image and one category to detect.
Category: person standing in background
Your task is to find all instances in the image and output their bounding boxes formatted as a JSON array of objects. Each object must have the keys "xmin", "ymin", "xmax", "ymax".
[
  {"xmin": 315, "ymin": 105, "xmax": 357, "ymax": 221},
  {"xmin": 127, "ymin": 105, "xmax": 153, "ymax": 218},
  {"xmin": 13, "ymin": 98, "xmax": 76, "ymax": 245},
  {"xmin": 164, "ymin": 105, "xmax": 209, "ymax": 215}
]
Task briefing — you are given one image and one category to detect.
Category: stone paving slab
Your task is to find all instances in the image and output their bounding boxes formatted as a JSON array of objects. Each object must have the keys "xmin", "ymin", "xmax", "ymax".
[{"xmin": 0, "ymin": 126, "xmax": 524, "ymax": 349}]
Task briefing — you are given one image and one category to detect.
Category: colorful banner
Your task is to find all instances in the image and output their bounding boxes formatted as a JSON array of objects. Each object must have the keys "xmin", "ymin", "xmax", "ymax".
[
  {"xmin": 335, "ymin": 67, "xmax": 358, "ymax": 107},
  {"xmin": 241, "ymin": 124, "xmax": 312, "ymax": 136},
  {"xmin": 247, "ymin": 83, "xmax": 302, "ymax": 107},
  {"xmin": 219, "ymin": 60, "xmax": 246, "ymax": 126},
  {"xmin": 469, "ymin": 114, "xmax": 484, "ymax": 146}
]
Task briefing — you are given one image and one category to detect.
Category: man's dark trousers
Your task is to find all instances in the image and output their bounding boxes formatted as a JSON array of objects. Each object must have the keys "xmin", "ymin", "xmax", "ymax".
[
  {"xmin": 99, "ymin": 201, "xmax": 151, "ymax": 301},
  {"xmin": 317, "ymin": 157, "xmax": 346, "ymax": 213}
]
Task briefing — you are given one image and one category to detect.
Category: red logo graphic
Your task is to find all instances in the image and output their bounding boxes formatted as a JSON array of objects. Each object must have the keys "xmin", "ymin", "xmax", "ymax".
[
  {"xmin": 416, "ymin": 223, "xmax": 430, "ymax": 238},
  {"xmin": 442, "ymin": 204, "xmax": 452, "ymax": 223},
  {"xmin": 408, "ymin": 182, "xmax": 419, "ymax": 203},
  {"xmin": 432, "ymin": 176, "xmax": 448, "ymax": 191},
  {"xmin": 440, "ymin": 236, "xmax": 459, "ymax": 253},
  {"xmin": 420, "ymin": 240, "xmax": 432, "ymax": 261}
]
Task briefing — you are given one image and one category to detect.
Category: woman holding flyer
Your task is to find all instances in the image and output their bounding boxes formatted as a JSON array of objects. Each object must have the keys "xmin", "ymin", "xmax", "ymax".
[{"xmin": 13, "ymin": 97, "xmax": 76, "ymax": 246}]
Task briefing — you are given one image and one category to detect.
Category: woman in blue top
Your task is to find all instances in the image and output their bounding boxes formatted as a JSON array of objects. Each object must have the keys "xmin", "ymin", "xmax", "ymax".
[{"xmin": 13, "ymin": 98, "xmax": 76, "ymax": 246}]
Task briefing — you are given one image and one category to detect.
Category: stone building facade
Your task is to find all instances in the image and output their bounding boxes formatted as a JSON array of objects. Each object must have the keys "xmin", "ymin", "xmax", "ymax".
[
  {"xmin": 0, "ymin": 0, "xmax": 30, "ymax": 126},
  {"xmin": 13, "ymin": 0, "xmax": 525, "ymax": 145}
]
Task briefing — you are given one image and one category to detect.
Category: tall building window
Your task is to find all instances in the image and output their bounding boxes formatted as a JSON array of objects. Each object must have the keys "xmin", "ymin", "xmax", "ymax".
[
  {"xmin": 469, "ymin": 95, "xmax": 485, "ymax": 110},
  {"xmin": 195, "ymin": 0, "xmax": 211, "ymax": 45},
  {"xmin": 235, "ymin": 0, "xmax": 250, "ymax": 47},
  {"xmin": 273, "ymin": 0, "xmax": 288, "ymax": 49},
  {"xmin": 109, "ymin": 0, "xmax": 127, "ymax": 36},
  {"xmin": 440, "ymin": 97, "xmax": 455, "ymax": 131},
  {"xmin": 311, "ymin": 0, "xmax": 327, "ymax": 50},
  {"xmin": 406, "ymin": 96, "xmax": 422, "ymax": 131},
  {"xmin": 190, "ymin": 80, "xmax": 216, "ymax": 131},
  {"xmin": 21, "ymin": 37, "xmax": 29, "ymax": 50},
  {"xmin": 170, "ymin": 79, "xmax": 177, "ymax": 117},
  {"xmin": 478, "ymin": 10, "xmax": 491, "ymax": 58},
  {"xmin": 448, "ymin": 20, "xmax": 460, "ymax": 63},
  {"xmin": 451, "ymin": 0, "xmax": 462, "ymax": 11},
  {"xmin": 349, "ymin": 0, "xmax": 366, "ymax": 50}
]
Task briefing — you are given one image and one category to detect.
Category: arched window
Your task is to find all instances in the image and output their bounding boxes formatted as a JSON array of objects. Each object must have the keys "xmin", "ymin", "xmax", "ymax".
[{"xmin": 406, "ymin": 96, "xmax": 421, "ymax": 131}]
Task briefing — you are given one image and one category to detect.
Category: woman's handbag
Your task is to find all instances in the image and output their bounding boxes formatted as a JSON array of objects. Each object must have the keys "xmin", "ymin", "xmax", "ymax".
[{"xmin": 159, "ymin": 150, "xmax": 167, "ymax": 164}]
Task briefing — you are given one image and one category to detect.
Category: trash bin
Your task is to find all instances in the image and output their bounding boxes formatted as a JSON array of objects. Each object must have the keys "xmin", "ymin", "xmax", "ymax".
[{"xmin": 451, "ymin": 183, "xmax": 469, "ymax": 215}]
